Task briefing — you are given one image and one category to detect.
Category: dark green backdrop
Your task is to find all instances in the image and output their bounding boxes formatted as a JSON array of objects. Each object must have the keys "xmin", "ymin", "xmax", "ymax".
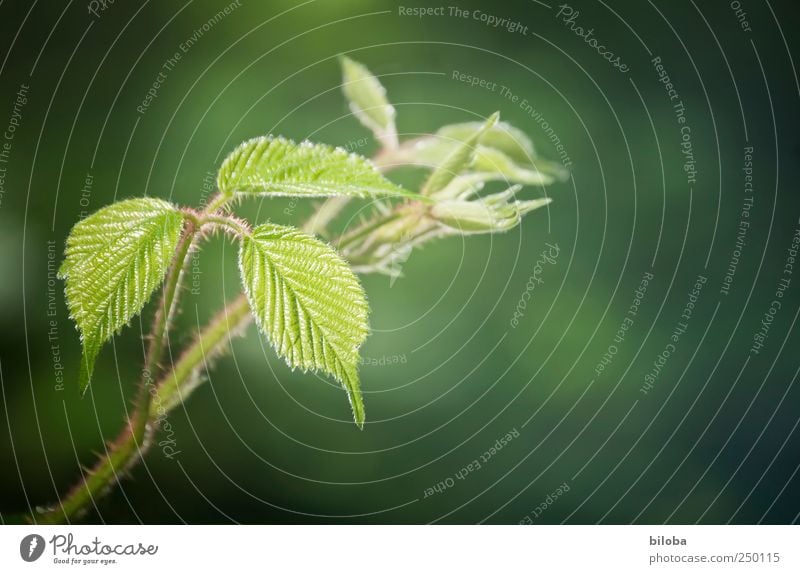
[{"xmin": 1, "ymin": 0, "xmax": 799, "ymax": 524}]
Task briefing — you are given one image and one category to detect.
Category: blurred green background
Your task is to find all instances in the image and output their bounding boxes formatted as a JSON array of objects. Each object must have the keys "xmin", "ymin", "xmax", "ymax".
[{"xmin": 1, "ymin": 0, "xmax": 799, "ymax": 524}]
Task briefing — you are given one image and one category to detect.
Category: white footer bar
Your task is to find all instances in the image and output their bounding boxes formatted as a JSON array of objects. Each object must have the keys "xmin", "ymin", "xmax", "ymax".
[{"xmin": 1, "ymin": 525, "xmax": 796, "ymax": 572}]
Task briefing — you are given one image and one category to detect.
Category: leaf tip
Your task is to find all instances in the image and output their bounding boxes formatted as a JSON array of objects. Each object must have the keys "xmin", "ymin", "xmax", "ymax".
[
  {"xmin": 342, "ymin": 365, "xmax": 366, "ymax": 429},
  {"xmin": 77, "ymin": 349, "xmax": 94, "ymax": 397},
  {"xmin": 352, "ymin": 398, "xmax": 366, "ymax": 430}
]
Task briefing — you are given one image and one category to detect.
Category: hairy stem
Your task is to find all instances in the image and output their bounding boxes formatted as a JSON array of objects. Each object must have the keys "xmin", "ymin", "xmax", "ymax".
[
  {"xmin": 151, "ymin": 294, "xmax": 252, "ymax": 415},
  {"xmin": 200, "ymin": 213, "xmax": 250, "ymax": 238},
  {"xmin": 203, "ymin": 192, "xmax": 230, "ymax": 214},
  {"xmin": 136, "ymin": 222, "xmax": 197, "ymax": 433}
]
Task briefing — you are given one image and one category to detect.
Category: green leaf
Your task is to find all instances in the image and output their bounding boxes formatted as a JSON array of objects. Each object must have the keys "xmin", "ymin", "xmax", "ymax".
[
  {"xmin": 217, "ymin": 136, "xmax": 419, "ymax": 201},
  {"xmin": 410, "ymin": 146, "xmax": 559, "ymax": 197},
  {"xmin": 471, "ymin": 146, "xmax": 557, "ymax": 186},
  {"xmin": 397, "ymin": 118, "xmax": 568, "ymax": 187},
  {"xmin": 431, "ymin": 173, "xmax": 490, "ymax": 200},
  {"xmin": 437, "ymin": 121, "xmax": 537, "ymax": 165},
  {"xmin": 396, "ymin": 120, "xmax": 534, "ymax": 166},
  {"xmin": 339, "ymin": 56, "xmax": 397, "ymax": 147},
  {"xmin": 422, "ymin": 112, "xmax": 499, "ymax": 195},
  {"xmin": 58, "ymin": 198, "xmax": 185, "ymax": 393},
  {"xmin": 239, "ymin": 223, "xmax": 369, "ymax": 427}
]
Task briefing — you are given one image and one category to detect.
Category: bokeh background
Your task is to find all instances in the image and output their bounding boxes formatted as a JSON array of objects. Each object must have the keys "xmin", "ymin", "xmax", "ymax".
[{"xmin": 1, "ymin": 0, "xmax": 799, "ymax": 524}]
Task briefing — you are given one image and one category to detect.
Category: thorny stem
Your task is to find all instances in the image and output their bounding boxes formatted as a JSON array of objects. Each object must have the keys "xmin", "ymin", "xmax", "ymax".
[
  {"xmin": 151, "ymin": 294, "xmax": 251, "ymax": 416},
  {"xmin": 200, "ymin": 213, "xmax": 250, "ymax": 238},
  {"xmin": 203, "ymin": 192, "xmax": 230, "ymax": 214},
  {"xmin": 137, "ymin": 223, "xmax": 198, "ymax": 433}
]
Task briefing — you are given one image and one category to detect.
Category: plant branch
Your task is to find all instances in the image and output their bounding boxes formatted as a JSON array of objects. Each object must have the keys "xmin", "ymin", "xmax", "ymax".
[
  {"xmin": 200, "ymin": 213, "xmax": 250, "ymax": 238},
  {"xmin": 151, "ymin": 294, "xmax": 252, "ymax": 415},
  {"xmin": 203, "ymin": 192, "xmax": 230, "ymax": 214},
  {"xmin": 136, "ymin": 221, "xmax": 197, "ymax": 429},
  {"xmin": 30, "ymin": 122, "xmax": 485, "ymax": 524},
  {"xmin": 33, "ymin": 193, "xmax": 429, "ymax": 524}
]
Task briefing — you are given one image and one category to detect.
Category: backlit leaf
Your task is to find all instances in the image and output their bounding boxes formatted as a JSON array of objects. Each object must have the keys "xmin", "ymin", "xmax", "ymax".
[
  {"xmin": 239, "ymin": 223, "xmax": 369, "ymax": 427},
  {"xmin": 217, "ymin": 136, "xmax": 416, "ymax": 201},
  {"xmin": 339, "ymin": 56, "xmax": 398, "ymax": 147},
  {"xmin": 58, "ymin": 198, "xmax": 185, "ymax": 392},
  {"xmin": 472, "ymin": 146, "xmax": 556, "ymax": 186},
  {"xmin": 437, "ymin": 121, "xmax": 537, "ymax": 165},
  {"xmin": 422, "ymin": 112, "xmax": 499, "ymax": 195},
  {"xmin": 398, "ymin": 118, "xmax": 568, "ymax": 187}
]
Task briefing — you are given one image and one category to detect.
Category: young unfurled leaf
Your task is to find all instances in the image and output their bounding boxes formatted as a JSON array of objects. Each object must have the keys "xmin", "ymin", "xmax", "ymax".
[
  {"xmin": 437, "ymin": 121, "xmax": 537, "ymax": 165},
  {"xmin": 471, "ymin": 147, "xmax": 557, "ymax": 186},
  {"xmin": 339, "ymin": 55, "xmax": 398, "ymax": 148},
  {"xmin": 424, "ymin": 146, "xmax": 564, "ymax": 198},
  {"xmin": 395, "ymin": 118, "xmax": 569, "ymax": 188},
  {"xmin": 394, "ymin": 120, "xmax": 534, "ymax": 167},
  {"xmin": 217, "ymin": 136, "xmax": 417, "ymax": 201},
  {"xmin": 238, "ymin": 223, "xmax": 369, "ymax": 427},
  {"xmin": 58, "ymin": 198, "xmax": 185, "ymax": 392},
  {"xmin": 431, "ymin": 173, "xmax": 490, "ymax": 200},
  {"xmin": 422, "ymin": 112, "xmax": 499, "ymax": 195}
]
